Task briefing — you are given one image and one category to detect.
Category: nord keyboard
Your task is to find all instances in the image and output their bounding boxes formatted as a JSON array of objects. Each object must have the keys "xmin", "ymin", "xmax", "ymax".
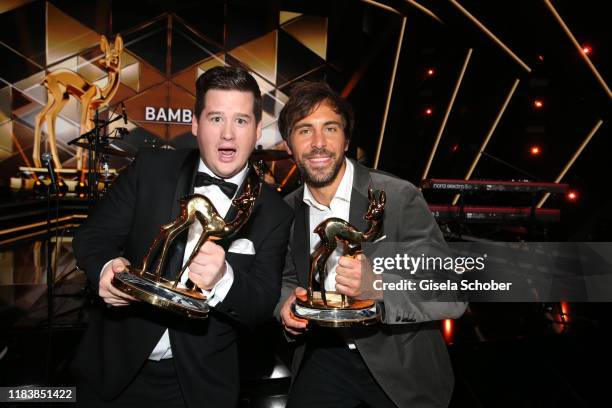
[
  {"xmin": 428, "ymin": 205, "xmax": 560, "ymax": 223},
  {"xmin": 421, "ymin": 179, "xmax": 569, "ymax": 194}
]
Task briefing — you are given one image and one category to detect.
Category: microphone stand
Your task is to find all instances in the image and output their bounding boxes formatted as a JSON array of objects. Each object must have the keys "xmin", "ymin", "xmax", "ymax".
[{"xmin": 67, "ymin": 109, "xmax": 128, "ymax": 204}]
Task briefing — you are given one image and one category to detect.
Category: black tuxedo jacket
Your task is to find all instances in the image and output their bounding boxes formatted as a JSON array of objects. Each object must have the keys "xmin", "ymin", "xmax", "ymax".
[
  {"xmin": 72, "ymin": 148, "xmax": 293, "ymax": 407},
  {"xmin": 276, "ymin": 159, "xmax": 466, "ymax": 408}
]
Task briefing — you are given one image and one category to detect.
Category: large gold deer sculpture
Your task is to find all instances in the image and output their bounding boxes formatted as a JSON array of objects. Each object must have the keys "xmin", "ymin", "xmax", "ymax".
[{"xmin": 33, "ymin": 34, "xmax": 123, "ymax": 170}]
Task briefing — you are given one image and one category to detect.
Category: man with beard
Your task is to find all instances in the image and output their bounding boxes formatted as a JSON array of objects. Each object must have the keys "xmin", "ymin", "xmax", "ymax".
[{"xmin": 275, "ymin": 81, "xmax": 466, "ymax": 408}]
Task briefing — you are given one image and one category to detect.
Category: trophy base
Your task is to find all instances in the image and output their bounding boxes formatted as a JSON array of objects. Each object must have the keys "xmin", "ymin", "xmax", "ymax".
[
  {"xmin": 293, "ymin": 292, "xmax": 380, "ymax": 327},
  {"xmin": 111, "ymin": 267, "xmax": 209, "ymax": 319}
]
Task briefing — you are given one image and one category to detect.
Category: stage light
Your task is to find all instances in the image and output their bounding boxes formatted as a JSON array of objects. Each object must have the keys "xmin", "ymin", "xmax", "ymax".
[
  {"xmin": 582, "ymin": 45, "xmax": 592, "ymax": 55},
  {"xmin": 560, "ymin": 302, "xmax": 570, "ymax": 323},
  {"xmin": 451, "ymin": 144, "xmax": 459, "ymax": 153},
  {"xmin": 529, "ymin": 145, "xmax": 541, "ymax": 156},
  {"xmin": 443, "ymin": 319, "xmax": 454, "ymax": 344},
  {"xmin": 425, "ymin": 108, "xmax": 433, "ymax": 116},
  {"xmin": 426, "ymin": 68, "xmax": 435, "ymax": 76},
  {"xmin": 537, "ymin": 55, "xmax": 544, "ymax": 62},
  {"xmin": 533, "ymin": 99, "xmax": 544, "ymax": 109},
  {"xmin": 567, "ymin": 190, "xmax": 578, "ymax": 201}
]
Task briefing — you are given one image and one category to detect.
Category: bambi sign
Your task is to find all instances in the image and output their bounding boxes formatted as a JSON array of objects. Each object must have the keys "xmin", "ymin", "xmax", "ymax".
[{"xmin": 144, "ymin": 107, "xmax": 192, "ymax": 124}]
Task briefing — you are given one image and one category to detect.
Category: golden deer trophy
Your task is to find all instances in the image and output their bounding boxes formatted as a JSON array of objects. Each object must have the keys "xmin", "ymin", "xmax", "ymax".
[
  {"xmin": 112, "ymin": 170, "xmax": 263, "ymax": 319},
  {"xmin": 33, "ymin": 34, "xmax": 123, "ymax": 171},
  {"xmin": 293, "ymin": 188, "xmax": 386, "ymax": 327}
]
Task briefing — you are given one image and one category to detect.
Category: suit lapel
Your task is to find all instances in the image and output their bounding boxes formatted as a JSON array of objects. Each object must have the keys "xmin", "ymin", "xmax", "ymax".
[
  {"xmin": 292, "ymin": 192, "xmax": 310, "ymax": 285},
  {"xmin": 217, "ymin": 164, "xmax": 258, "ymax": 250},
  {"xmin": 171, "ymin": 149, "xmax": 200, "ymax": 218},
  {"xmin": 349, "ymin": 159, "xmax": 385, "ymax": 239},
  {"xmin": 349, "ymin": 160, "xmax": 371, "ymax": 232},
  {"xmin": 164, "ymin": 149, "xmax": 199, "ymax": 278},
  {"xmin": 223, "ymin": 163, "xmax": 255, "ymax": 224}
]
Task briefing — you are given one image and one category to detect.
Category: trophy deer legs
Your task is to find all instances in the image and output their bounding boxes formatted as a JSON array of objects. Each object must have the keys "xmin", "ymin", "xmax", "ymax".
[
  {"xmin": 308, "ymin": 245, "xmax": 327, "ymax": 306},
  {"xmin": 154, "ymin": 217, "xmax": 192, "ymax": 277},
  {"xmin": 317, "ymin": 249, "xmax": 334, "ymax": 306},
  {"xmin": 77, "ymin": 96, "xmax": 94, "ymax": 171},
  {"xmin": 33, "ymin": 96, "xmax": 56, "ymax": 168},
  {"xmin": 173, "ymin": 215, "xmax": 210, "ymax": 291},
  {"xmin": 141, "ymin": 223, "xmax": 175, "ymax": 278},
  {"xmin": 46, "ymin": 94, "xmax": 69, "ymax": 170}
]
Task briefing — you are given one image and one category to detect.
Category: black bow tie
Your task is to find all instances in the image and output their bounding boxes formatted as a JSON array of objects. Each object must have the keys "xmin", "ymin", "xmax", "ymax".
[{"xmin": 194, "ymin": 172, "xmax": 238, "ymax": 198}]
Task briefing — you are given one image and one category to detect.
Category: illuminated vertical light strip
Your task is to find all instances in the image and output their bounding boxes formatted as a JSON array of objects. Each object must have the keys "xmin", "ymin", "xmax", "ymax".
[
  {"xmin": 404, "ymin": 1, "xmax": 443, "ymax": 24},
  {"xmin": 452, "ymin": 78, "xmax": 520, "ymax": 205},
  {"xmin": 373, "ymin": 17, "xmax": 407, "ymax": 169},
  {"xmin": 11, "ymin": 130, "xmax": 38, "ymax": 180},
  {"xmin": 536, "ymin": 119, "xmax": 603, "ymax": 208},
  {"xmin": 280, "ymin": 164, "xmax": 298, "ymax": 188},
  {"xmin": 543, "ymin": 0, "xmax": 611, "ymax": 99},
  {"xmin": 448, "ymin": 0, "xmax": 531, "ymax": 73},
  {"xmin": 360, "ymin": 0, "xmax": 402, "ymax": 15},
  {"xmin": 421, "ymin": 48, "xmax": 473, "ymax": 181}
]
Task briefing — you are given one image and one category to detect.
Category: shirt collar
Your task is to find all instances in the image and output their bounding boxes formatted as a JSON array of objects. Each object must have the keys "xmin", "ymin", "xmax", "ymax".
[
  {"xmin": 197, "ymin": 159, "xmax": 249, "ymax": 189},
  {"xmin": 303, "ymin": 158, "xmax": 354, "ymax": 210}
]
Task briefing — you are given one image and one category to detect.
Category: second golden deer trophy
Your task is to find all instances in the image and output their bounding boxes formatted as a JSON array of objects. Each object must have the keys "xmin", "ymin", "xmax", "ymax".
[
  {"xmin": 292, "ymin": 188, "xmax": 386, "ymax": 327},
  {"xmin": 112, "ymin": 168, "xmax": 262, "ymax": 319}
]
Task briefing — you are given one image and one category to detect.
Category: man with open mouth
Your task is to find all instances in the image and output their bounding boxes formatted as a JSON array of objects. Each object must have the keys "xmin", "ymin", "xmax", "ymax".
[{"xmin": 72, "ymin": 66, "xmax": 293, "ymax": 408}]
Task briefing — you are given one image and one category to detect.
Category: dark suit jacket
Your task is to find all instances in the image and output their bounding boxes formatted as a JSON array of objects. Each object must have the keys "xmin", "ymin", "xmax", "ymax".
[
  {"xmin": 275, "ymin": 159, "xmax": 467, "ymax": 408},
  {"xmin": 72, "ymin": 148, "xmax": 293, "ymax": 408}
]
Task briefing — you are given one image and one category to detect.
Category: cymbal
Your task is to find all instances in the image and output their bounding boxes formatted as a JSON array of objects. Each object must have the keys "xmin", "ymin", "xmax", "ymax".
[
  {"xmin": 72, "ymin": 141, "xmax": 135, "ymax": 158},
  {"xmin": 251, "ymin": 149, "xmax": 290, "ymax": 161}
]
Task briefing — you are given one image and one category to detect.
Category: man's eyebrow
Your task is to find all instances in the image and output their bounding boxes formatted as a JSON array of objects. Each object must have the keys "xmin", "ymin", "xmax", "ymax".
[
  {"xmin": 206, "ymin": 111, "xmax": 253, "ymax": 118},
  {"xmin": 323, "ymin": 120, "xmax": 342, "ymax": 126}
]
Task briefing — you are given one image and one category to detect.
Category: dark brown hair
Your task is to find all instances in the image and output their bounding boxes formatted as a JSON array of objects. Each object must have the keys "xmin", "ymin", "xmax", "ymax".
[
  {"xmin": 194, "ymin": 66, "xmax": 262, "ymax": 123},
  {"xmin": 278, "ymin": 81, "xmax": 354, "ymax": 142}
]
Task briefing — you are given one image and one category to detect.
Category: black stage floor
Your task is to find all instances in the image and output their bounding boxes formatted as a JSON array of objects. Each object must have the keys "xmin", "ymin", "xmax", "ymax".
[{"xmin": 1, "ymin": 240, "xmax": 610, "ymax": 407}]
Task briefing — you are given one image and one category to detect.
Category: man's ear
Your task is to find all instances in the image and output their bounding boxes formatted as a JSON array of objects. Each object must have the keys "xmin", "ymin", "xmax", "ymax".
[
  {"xmin": 191, "ymin": 114, "xmax": 198, "ymax": 137},
  {"xmin": 344, "ymin": 138, "xmax": 349, "ymax": 152},
  {"xmin": 283, "ymin": 140, "xmax": 293, "ymax": 156},
  {"xmin": 256, "ymin": 120, "xmax": 262, "ymax": 141}
]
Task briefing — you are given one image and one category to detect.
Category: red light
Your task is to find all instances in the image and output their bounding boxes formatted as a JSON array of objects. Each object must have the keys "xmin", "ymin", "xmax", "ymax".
[
  {"xmin": 567, "ymin": 191, "xmax": 578, "ymax": 201},
  {"xmin": 537, "ymin": 55, "xmax": 544, "ymax": 62},
  {"xmin": 425, "ymin": 108, "xmax": 433, "ymax": 116},
  {"xmin": 451, "ymin": 144, "xmax": 459, "ymax": 153},
  {"xmin": 530, "ymin": 145, "xmax": 541, "ymax": 156},
  {"xmin": 533, "ymin": 99, "xmax": 544, "ymax": 109},
  {"xmin": 443, "ymin": 319, "xmax": 454, "ymax": 344},
  {"xmin": 582, "ymin": 45, "xmax": 592, "ymax": 55},
  {"xmin": 560, "ymin": 302, "xmax": 570, "ymax": 323},
  {"xmin": 426, "ymin": 68, "xmax": 435, "ymax": 76}
]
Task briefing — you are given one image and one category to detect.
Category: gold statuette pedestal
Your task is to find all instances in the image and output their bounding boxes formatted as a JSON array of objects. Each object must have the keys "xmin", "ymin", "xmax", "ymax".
[
  {"xmin": 112, "ymin": 272, "xmax": 210, "ymax": 319},
  {"xmin": 293, "ymin": 292, "xmax": 379, "ymax": 327}
]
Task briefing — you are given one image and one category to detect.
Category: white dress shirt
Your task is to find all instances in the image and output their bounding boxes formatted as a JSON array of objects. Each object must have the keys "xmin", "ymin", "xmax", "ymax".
[{"xmin": 302, "ymin": 159, "xmax": 354, "ymax": 291}]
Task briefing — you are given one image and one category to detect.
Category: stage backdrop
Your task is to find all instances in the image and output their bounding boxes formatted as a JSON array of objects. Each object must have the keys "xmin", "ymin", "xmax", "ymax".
[{"xmin": 0, "ymin": 1, "xmax": 334, "ymax": 180}]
